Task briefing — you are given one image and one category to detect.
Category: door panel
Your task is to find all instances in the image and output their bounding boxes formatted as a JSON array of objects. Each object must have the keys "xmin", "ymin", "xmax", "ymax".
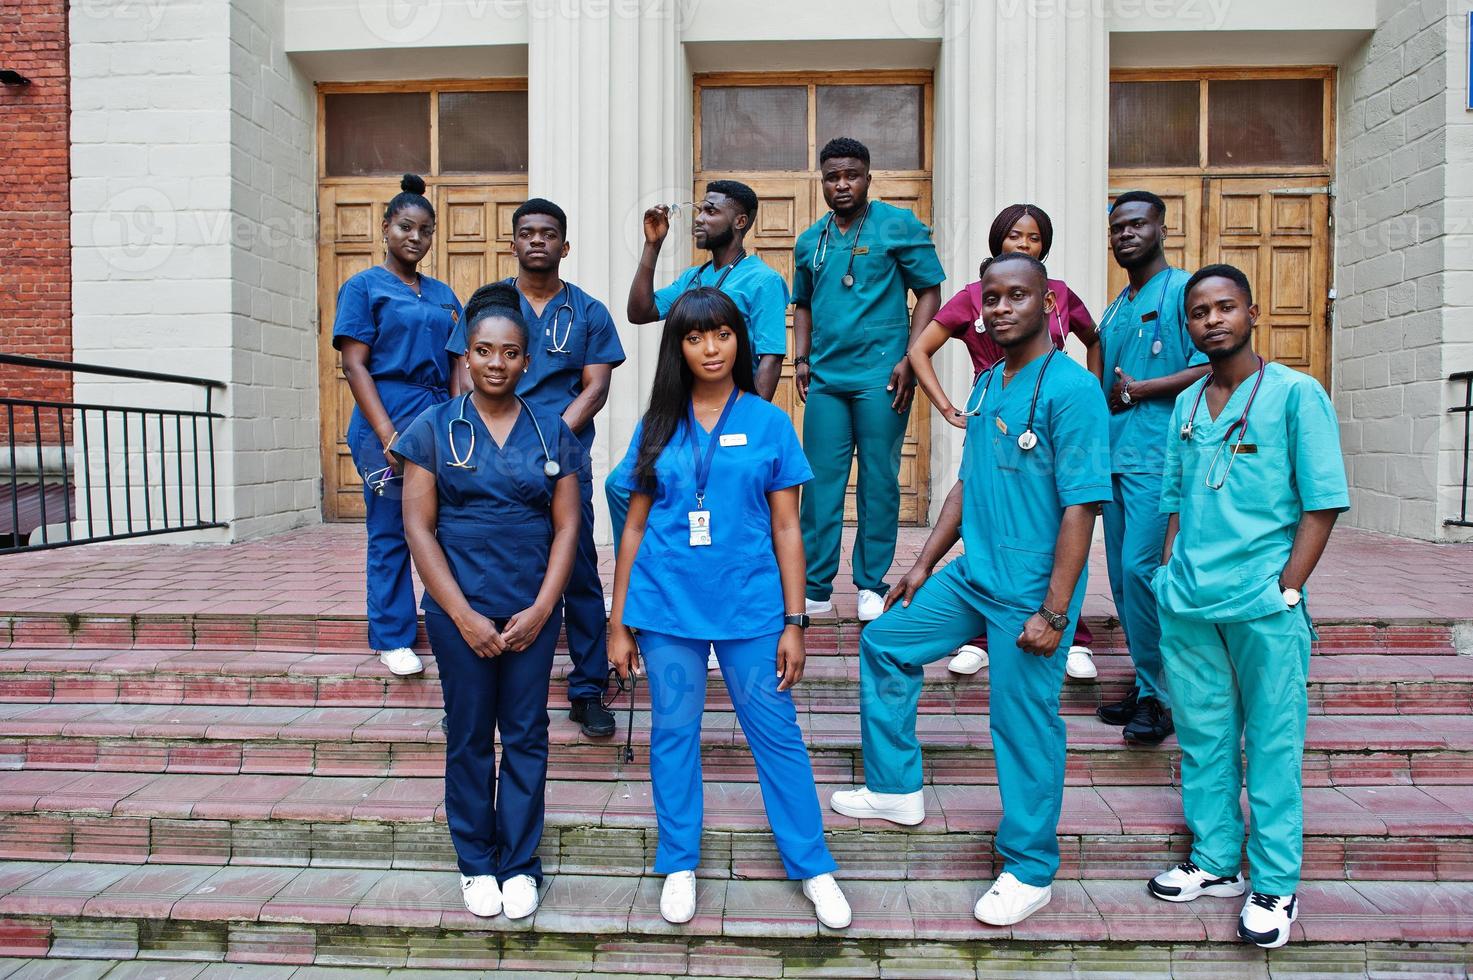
[{"xmin": 1106, "ymin": 177, "xmax": 1203, "ymax": 302}]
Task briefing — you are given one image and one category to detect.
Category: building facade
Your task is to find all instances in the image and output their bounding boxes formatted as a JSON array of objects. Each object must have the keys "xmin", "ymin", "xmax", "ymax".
[{"xmin": 9, "ymin": 0, "xmax": 1470, "ymax": 543}]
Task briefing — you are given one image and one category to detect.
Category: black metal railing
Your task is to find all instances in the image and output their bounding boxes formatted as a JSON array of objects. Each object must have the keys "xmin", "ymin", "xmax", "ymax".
[
  {"xmin": 1449, "ymin": 371, "xmax": 1473, "ymax": 529},
  {"xmin": 0, "ymin": 353, "xmax": 227, "ymax": 553}
]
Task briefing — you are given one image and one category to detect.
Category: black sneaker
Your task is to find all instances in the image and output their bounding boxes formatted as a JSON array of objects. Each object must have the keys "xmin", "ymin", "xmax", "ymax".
[
  {"xmin": 569, "ymin": 698, "xmax": 616, "ymax": 738},
  {"xmin": 1122, "ymin": 696, "xmax": 1173, "ymax": 745},
  {"xmin": 1096, "ymin": 685, "xmax": 1139, "ymax": 726}
]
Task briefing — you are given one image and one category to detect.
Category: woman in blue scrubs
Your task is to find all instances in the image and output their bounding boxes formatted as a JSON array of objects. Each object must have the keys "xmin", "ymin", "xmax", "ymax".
[
  {"xmin": 333, "ymin": 174, "xmax": 462, "ymax": 677},
  {"xmin": 607, "ymin": 287, "xmax": 851, "ymax": 931},
  {"xmin": 395, "ymin": 282, "xmax": 584, "ymax": 921}
]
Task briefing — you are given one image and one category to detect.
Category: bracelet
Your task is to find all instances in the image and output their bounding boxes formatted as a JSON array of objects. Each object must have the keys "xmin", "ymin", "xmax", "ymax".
[
  {"xmin": 383, "ymin": 430, "xmax": 399, "ymax": 451},
  {"xmin": 794, "ymin": 355, "xmax": 810, "ymax": 366}
]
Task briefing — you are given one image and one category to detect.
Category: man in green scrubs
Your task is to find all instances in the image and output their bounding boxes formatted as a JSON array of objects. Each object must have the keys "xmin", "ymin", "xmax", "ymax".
[
  {"xmin": 793, "ymin": 137, "xmax": 943, "ymax": 621},
  {"xmin": 1145, "ymin": 264, "xmax": 1347, "ymax": 950}
]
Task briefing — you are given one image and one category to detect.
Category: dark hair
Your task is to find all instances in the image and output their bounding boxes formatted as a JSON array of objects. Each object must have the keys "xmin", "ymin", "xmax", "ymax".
[
  {"xmin": 978, "ymin": 250, "xmax": 1049, "ymax": 289},
  {"xmin": 512, "ymin": 197, "xmax": 567, "ymax": 236},
  {"xmin": 706, "ymin": 179, "xmax": 759, "ymax": 222},
  {"xmin": 988, "ymin": 204, "xmax": 1055, "ymax": 261},
  {"xmin": 385, "ymin": 173, "xmax": 434, "ymax": 223},
  {"xmin": 462, "ymin": 281, "xmax": 529, "ymax": 347},
  {"xmin": 819, "ymin": 137, "xmax": 870, "ymax": 168},
  {"xmin": 1110, "ymin": 190, "xmax": 1167, "ymax": 221},
  {"xmin": 1186, "ymin": 263, "xmax": 1254, "ymax": 305},
  {"xmin": 632, "ymin": 287, "xmax": 756, "ymax": 493}
]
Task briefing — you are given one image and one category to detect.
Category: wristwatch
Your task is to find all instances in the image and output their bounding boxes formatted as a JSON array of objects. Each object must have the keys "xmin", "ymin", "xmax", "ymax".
[
  {"xmin": 1036, "ymin": 605, "xmax": 1069, "ymax": 631},
  {"xmin": 794, "ymin": 355, "xmax": 811, "ymax": 366},
  {"xmin": 1282, "ymin": 588, "xmax": 1302, "ymax": 608},
  {"xmin": 784, "ymin": 613, "xmax": 811, "ymax": 629},
  {"xmin": 1119, "ymin": 383, "xmax": 1134, "ymax": 406}
]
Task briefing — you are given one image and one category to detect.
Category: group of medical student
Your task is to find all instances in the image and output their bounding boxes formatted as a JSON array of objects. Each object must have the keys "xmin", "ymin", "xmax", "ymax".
[{"xmin": 334, "ymin": 147, "xmax": 1347, "ymax": 948}]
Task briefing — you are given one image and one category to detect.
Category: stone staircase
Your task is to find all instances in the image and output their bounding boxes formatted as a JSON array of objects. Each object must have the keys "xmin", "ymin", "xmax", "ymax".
[{"xmin": 0, "ymin": 609, "xmax": 1471, "ymax": 977}]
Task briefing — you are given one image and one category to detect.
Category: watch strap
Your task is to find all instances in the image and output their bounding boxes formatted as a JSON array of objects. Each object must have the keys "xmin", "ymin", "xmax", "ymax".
[{"xmin": 783, "ymin": 613, "xmax": 810, "ymax": 629}]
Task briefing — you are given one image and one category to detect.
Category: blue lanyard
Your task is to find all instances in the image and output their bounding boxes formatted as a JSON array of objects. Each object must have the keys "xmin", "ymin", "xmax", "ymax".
[{"xmin": 688, "ymin": 387, "xmax": 740, "ymax": 509}]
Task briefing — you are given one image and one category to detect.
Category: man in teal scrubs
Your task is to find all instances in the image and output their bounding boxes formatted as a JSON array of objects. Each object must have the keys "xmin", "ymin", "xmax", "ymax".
[
  {"xmin": 1094, "ymin": 191, "xmax": 1209, "ymax": 744},
  {"xmin": 830, "ymin": 253, "xmax": 1111, "ymax": 926},
  {"xmin": 1145, "ymin": 264, "xmax": 1347, "ymax": 950},
  {"xmin": 793, "ymin": 138, "xmax": 943, "ymax": 621}
]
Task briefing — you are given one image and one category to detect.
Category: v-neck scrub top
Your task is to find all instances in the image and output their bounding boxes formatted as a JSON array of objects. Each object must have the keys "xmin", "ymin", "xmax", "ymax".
[
  {"xmin": 654, "ymin": 255, "xmax": 792, "ymax": 362},
  {"xmin": 332, "ymin": 265, "xmax": 461, "ymax": 391},
  {"xmin": 613, "ymin": 394, "xmax": 813, "ymax": 640},
  {"xmin": 392, "ymin": 396, "xmax": 587, "ymax": 620}
]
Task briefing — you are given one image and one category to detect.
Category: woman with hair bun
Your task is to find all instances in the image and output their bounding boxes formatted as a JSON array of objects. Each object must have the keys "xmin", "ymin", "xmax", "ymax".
[{"xmin": 333, "ymin": 174, "xmax": 462, "ymax": 678}]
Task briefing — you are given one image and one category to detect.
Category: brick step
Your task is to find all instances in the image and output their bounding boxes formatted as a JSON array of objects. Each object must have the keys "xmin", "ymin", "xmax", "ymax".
[
  {"xmin": 6, "ymin": 648, "xmax": 1473, "ymax": 717},
  {"xmin": 3, "ymin": 703, "xmax": 1472, "ymax": 788},
  {"xmin": 2, "ymin": 611, "xmax": 1458, "ymax": 657},
  {"xmin": 1, "ymin": 860, "xmax": 1470, "ymax": 971},
  {"xmin": 2, "ymin": 772, "xmax": 1470, "ymax": 884}
]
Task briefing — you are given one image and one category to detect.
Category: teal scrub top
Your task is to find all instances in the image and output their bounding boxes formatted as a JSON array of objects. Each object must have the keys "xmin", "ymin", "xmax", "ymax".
[
  {"xmin": 792, "ymin": 200, "xmax": 945, "ymax": 395},
  {"xmin": 1098, "ymin": 267, "xmax": 1208, "ymax": 474},
  {"xmin": 654, "ymin": 254, "xmax": 791, "ymax": 361},
  {"xmin": 958, "ymin": 350, "xmax": 1113, "ymax": 613},
  {"xmin": 1154, "ymin": 362, "xmax": 1349, "ymax": 623}
]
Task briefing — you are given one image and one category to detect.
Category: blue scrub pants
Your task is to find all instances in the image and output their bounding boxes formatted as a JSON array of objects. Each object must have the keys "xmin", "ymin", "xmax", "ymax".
[
  {"xmin": 1159, "ymin": 605, "xmax": 1311, "ymax": 896},
  {"xmin": 640, "ymin": 629, "xmax": 837, "ymax": 880},
  {"xmin": 801, "ymin": 388, "xmax": 910, "ymax": 600},
  {"xmin": 859, "ymin": 562, "xmax": 1082, "ymax": 887},
  {"xmin": 1102, "ymin": 472, "xmax": 1169, "ymax": 704},
  {"xmin": 425, "ymin": 607, "xmax": 560, "ymax": 883},
  {"xmin": 563, "ymin": 474, "xmax": 608, "ymax": 703}
]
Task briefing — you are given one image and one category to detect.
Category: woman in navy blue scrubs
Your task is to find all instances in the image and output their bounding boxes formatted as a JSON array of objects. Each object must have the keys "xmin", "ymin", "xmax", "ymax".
[
  {"xmin": 333, "ymin": 174, "xmax": 462, "ymax": 678},
  {"xmin": 607, "ymin": 287, "xmax": 851, "ymax": 930},
  {"xmin": 395, "ymin": 282, "xmax": 584, "ymax": 921}
]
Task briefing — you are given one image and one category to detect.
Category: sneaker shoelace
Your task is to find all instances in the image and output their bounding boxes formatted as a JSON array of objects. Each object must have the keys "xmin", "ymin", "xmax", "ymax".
[
  {"xmin": 1249, "ymin": 892, "xmax": 1282, "ymax": 911},
  {"xmin": 808, "ymin": 876, "xmax": 843, "ymax": 903},
  {"xmin": 1177, "ymin": 861, "xmax": 1201, "ymax": 875}
]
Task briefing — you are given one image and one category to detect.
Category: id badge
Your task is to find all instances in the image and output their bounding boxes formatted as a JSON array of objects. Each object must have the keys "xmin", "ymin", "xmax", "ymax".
[{"xmin": 688, "ymin": 510, "xmax": 711, "ymax": 547}]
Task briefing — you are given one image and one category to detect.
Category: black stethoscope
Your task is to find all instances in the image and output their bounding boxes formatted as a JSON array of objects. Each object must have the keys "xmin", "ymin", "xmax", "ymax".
[
  {"xmin": 1180, "ymin": 356, "xmax": 1266, "ymax": 491},
  {"xmin": 688, "ymin": 251, "xmax": 747, "ymax": 292},
  {"xmin": 958, "ymin": 347, "xmax": 1058, "ymax": 452},
  {"xmin": 811, "ymin": 204, "xmax": 870, "ymax": 288},
  {"xmin": 513, "ymin": 278, "xmax": 575, "ymax": 355},
  {"xmin": 448, "ymin": 392, "xmax": 561, "ymax": 478}
]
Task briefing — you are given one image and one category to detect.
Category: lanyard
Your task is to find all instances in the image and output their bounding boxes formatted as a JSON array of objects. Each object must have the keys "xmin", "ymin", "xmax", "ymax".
[{"xmin": 688, "ymin": 387, "xmax": 740, "ymax": 509}]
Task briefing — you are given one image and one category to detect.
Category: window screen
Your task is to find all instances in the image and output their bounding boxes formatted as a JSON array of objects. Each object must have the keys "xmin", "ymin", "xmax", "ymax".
[
  {"xmin": 816, "ymin": 85, "xmax": 924, "ymax": 171},
  {"xmin": 700, "ymin": 86, "xmax": 808, "ymax": 171},
  {"xmin": 1109, "ymin": 81, "xmax": 1199, "ymax": 169},
  {"xmin": 324, "ymin": 93, "xmax": 430, "ymax": 177},
  {"xmin": 439, "ymin": 91, "xmax": 529, "ymax": 174},
  {"xmin": 1208, "ymin": 79, "xmax": 1324, "ymax": 167}
]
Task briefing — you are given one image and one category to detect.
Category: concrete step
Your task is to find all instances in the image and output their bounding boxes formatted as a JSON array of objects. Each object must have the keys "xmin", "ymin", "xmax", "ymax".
[
  {"xmin": 6, "ymin": 648, "xmax": 1473, "ymax": 717},
  {"xmin": 2, "ymin": 702, "xmax": 1472, "ymax": 787},
  {"xmin": 0, "ymin": 860, "xmax": 1470, "ymax": 973},
  {"xmin": 2, "ymin": 773, "xmax": 1471, "ymax": 885}
]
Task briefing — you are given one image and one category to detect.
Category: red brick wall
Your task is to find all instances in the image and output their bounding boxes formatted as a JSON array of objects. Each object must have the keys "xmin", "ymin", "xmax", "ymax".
[{"xmin": 0, "ymin": 0, "xmax": 71, "ymax": 425}]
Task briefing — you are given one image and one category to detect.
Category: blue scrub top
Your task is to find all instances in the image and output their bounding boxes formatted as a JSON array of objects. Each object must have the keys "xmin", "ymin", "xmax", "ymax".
[
  {"xmin": 392, "ymin": 395, "xmax": 587, "ymax": 620},
  {"xmin": 613, "ymin": 393, "xmax": 813, "ymax": 640},
  {"xmin": 792, "ymin": 200, "xmax": 945, "ymax": 394},
  {"xmin": 654, "ymin": 254, "xmax": 791, "ymax": 362},
  {"xmin": 959, "ymin": 351, "xmax": 1113, "ymax": 613},
  {"xmin": 1097, "ymin": 267, "xmax": 1208, "ymax": 474},
  {"xmin": 445, "ymin": 278, "xmax": 626, "ymax": 455},
  {"xmin": 1154, "ymin": 362, "xmax": 1349, "ymax": 623},
  {"xmin": 332, "ymin": 266, "xmax": 461, "ymax": 393}
]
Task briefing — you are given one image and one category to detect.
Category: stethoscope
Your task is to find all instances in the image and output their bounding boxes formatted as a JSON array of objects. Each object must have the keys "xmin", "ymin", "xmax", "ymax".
[
  {"xmin": 1180, "ymin": 356, "xmax": 1266, "ymax": 491},
  {"xmin": 689, "ymin": 251, "xmax": 747, "ymax": 292},
  {"xmin": 1099, "ymin": 272, "xmax": 1172, "ymax": 356},
  {"xmin": 811, "ymin": 204, "xmax": 870, "ymax": 288},
  {"xmin": 974, "ymin": 304, "xmax": 1066, "ymax": 349},
  {"xmin": 448, "ymin": 392, "xmax": 562, "ymax": 478},
  {"xmin": 957, "ymin": 347, "xmax": 1058, "ymax": 452},
  {"xmin": 513, "ymin": 277, "xmax": 575, "ymax": 355}
]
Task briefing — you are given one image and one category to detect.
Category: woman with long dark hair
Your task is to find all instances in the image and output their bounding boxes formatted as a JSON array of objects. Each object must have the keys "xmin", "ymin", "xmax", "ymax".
[{"xmin": 607, "ymin": 287, "xmax": 850, "ymax": 930}]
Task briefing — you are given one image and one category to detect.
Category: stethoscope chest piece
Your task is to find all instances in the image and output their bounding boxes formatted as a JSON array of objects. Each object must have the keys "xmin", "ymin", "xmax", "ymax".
[
  {"xmin": 841, "ymin": 273, "xmax": 855, "ymax": 288},
  {"xmin": 1151, "ymin": 339, "xmax": 1164, "ymax": 356},
  {"xmin": 1017, "ymin": 430, "xmax": 1039, "ymax": 451},
  {"xmin": 543, "ymin": 460, "xmax": 561, "ymax": 478}
]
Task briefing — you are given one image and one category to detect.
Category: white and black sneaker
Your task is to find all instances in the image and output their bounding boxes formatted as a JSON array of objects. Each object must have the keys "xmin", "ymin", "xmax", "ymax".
[
  {"xmin": 1238, "ymin": 892, "xmax": 1298, "ymax": 948},
  {"xmin": 1147, "ymin": 861, "xmax": 1247, "ymax": 903}
]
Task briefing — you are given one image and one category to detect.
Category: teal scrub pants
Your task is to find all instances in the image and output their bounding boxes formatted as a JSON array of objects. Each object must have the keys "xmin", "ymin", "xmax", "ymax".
[
  {"xmin": 1102, "ymin": 472, "xmax": 1169, "ymax": 703},
  {"xmin": 859, "ymin": 561, "xmax": 1081, "ymax": 887},
  {"xmin": 1159, "ymin": 605, "xmax": 1311, "ymax": 896},
  {"xmin": 801, "ymin": 387, "xmax": 910, "ymax": 600}
]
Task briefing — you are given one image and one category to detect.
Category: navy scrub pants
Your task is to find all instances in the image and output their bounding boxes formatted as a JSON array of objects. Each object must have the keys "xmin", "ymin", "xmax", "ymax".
[{"xmin": 563, "ymin": 473, "xmax": 609, "ymax": 704}]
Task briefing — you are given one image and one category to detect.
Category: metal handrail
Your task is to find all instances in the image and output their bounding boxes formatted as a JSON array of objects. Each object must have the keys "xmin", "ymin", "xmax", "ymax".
[{"xmin": 1448, "ymin": 371, "xmax": 1473, "ymax": 529}]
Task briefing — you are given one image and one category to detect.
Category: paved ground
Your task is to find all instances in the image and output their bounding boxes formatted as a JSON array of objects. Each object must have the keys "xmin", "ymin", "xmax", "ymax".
[{"xmin": 0, "ymin": 523, "xmax": 1468, "ymax": 622}]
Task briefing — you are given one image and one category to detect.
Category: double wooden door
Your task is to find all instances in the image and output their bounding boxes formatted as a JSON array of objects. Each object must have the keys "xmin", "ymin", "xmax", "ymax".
[{"xmin": 317, "ymin": 180, "xmax": 526, "ymax": 520}]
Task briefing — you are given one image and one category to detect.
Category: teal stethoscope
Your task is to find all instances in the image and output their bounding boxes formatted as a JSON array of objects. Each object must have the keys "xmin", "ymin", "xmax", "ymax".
[
  {"xmin": 1180, "ymin": 356, "xmax": 1266, "ymax": 491},
  {"xmin": 447, "ymin": 392, "xmax": 562, "ymax": 477},
  {"xmin": 1099, "ymin": 271, "xmax": 1174, "ymax": 356},
  {"xmin": 811, "ymin": 205, "xmax": 870, "ymax": 288},
  {"xmin": 958, "ymin": 347, "xmax": 1058, "ymax": 452},
  {"xmin": 514, "ymin": 277, "xmax": 575, "ymax": 355}
]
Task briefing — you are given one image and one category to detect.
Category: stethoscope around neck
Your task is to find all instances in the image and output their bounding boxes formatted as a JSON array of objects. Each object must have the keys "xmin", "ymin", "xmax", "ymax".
[
  {"xmin": 1180, "ymin": 356, "xmax": 1266, "ymax": 491},
  {"xmin": 1099, "ymin": 272, "xmax": 1172, "ymax": 357},
  {"xmin": 514, "ymin": 277, "xmax": 575, "ymax": 355},
  {"xmin": 812, "ymin": 204, "xmax": 870, "ymax": 288},
  {"xmin": 447, "ymin": 392, "xmax": 561, "ymax": 478},
  {"xmin": 958, "ymin": 347, "xmax": 1058, "ymax": 452}
]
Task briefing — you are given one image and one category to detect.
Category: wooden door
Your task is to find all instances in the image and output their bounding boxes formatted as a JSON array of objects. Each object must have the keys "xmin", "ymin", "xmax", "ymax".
[{"xmin": 1106, "ymin": 177, "xmax": 1204, "ymax": 301}]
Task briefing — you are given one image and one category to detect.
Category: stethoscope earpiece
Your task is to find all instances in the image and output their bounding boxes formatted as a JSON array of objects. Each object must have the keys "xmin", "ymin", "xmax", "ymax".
[{"xmin": 449, "ymin": 393, "xmax": 561, "ymax": 479}]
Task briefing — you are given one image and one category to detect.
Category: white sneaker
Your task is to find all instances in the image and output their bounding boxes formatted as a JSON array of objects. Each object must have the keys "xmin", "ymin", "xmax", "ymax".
[
  {"xmin": 829, "ymin": 786, "xmax": 925, "ymax": 826},
  {"xmin": 1147, "ymin": 861, "xmax": 1247, "ymax": 903},
  {"xmin": 805, "ymin": 597, "xmax": 834, "ymax": 616},
  {"xmin": 856, "ymin": 590, "xmax": 885, "ymax": 622},
  {"xmin": 1239, "ymin": 892, "xmax": 1298, "ymax": 948},
  {"xmin": 947, "ymin": 644, "xmax": 988, "ymax": 675},
  {"xmin": 660, "ymin": 870, "xmax": 697, "ymax": 924},
  {"xmin": 501, "ymin": 874, "xmax": 539, "ymax": 920},
  {"xmin": 377, "ymin": 647, "xmax": 424, "ymax": 676},
  {"xmin": 707, "ymin": 644, "xmax": 719, "ymax": 672},
  {"xmin": 802, "ymin": 873, "xmax": 852, "ymax": 929},
  {"xmin": 1065, "ymin": 646, "xmax": 1097, "ymax": 680},
  {"xmin": 974, "ymin": 871, "xmax": 1052, "ymax": 926},
  {"xmin": 460, "ymin": 874, "xmax": 501, "ymax": 917}
]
